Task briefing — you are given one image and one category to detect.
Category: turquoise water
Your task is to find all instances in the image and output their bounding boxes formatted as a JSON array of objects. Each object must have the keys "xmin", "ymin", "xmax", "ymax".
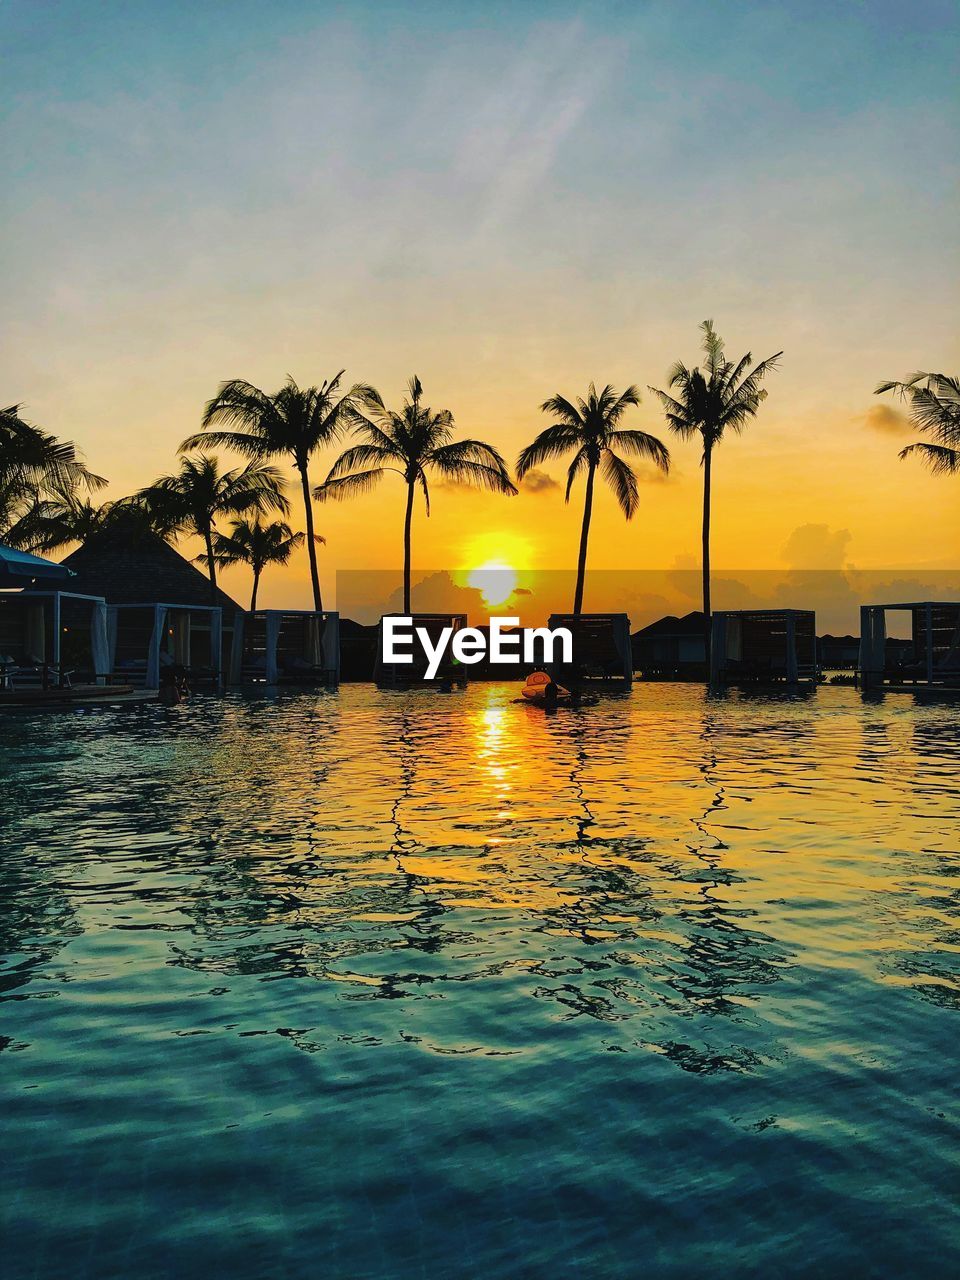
[{"xmin": 1, "ymin": 684, "xmax": 958, "ymax": 1278}]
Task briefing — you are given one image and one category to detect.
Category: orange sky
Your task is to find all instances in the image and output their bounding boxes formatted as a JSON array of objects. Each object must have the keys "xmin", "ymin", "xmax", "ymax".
[{"xmin": 3, "ymin": 3, "xmax": 958, "ymax": 613}]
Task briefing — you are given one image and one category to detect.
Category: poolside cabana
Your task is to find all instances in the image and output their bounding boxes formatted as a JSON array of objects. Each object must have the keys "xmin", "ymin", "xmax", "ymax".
[
  {"xmin": 710, "ymin": 609, "xmax": 818, "ymax": 686},
  {"xmin": 0, "ymin": 589, "xmax": 110, "ymax": 688},
  {"xmin": 109, "ymin": 603, "xmax": 223, "ymax": 690},
  {"xmin": 232, "ymin": 609, "xmax": 340, "ymax": 685},
  {"xmin": 59, "ymin": 525, "xmax": 244, "ymax": 689},
  {"xmin": 547, "ymin": 613, "xmax": 633, "ymax": 683},
  {"xmin": 859, "ymin": 602, "xmax": 960, "ymax": 691},
  {"xmin": 373, "ymin": 613, "xmax": 468, "ymax": 683}
]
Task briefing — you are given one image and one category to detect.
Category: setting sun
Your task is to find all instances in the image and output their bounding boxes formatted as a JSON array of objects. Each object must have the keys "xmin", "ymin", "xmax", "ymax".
[{"xmin": 466, "ymin": 559, "xmax": 518, "ymax": 607}]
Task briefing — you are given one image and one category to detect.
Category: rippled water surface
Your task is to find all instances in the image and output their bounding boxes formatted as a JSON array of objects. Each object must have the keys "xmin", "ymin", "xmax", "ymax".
[{"xmin": 2, "ymin": 684, "xmax": 959, "ymax": 1278}]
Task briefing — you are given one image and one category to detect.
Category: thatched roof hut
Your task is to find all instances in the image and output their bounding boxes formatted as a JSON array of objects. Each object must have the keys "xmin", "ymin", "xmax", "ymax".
[{"xmin": 56, "ymin": 526, "xmax": 241, "ymax": 615}]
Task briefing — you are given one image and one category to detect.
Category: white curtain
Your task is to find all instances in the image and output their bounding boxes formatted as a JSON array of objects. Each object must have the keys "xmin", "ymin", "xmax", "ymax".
[
  {"xmin": 25, "ymin": 603, "xmax": 45, "ymax": 664},
  {"xmin": 91, "ymin": 602, "xmax": 110, "ymax": 685},
  {"xmin": 265, "ymin": 612, "xmax": 281, "ymax": 684},
  {"xmin": 106, "ymin": 607, "xmax": 119, "ymax": 673},
  {"xmin": 146, "ymin": 606, "xmax": 168, "ymax": 689},
  {"xmin": 306, "ymin": 615, "xmax": 323, "ymax": 668},
  {"xmin": 228, "ymin": 612, "xmax": 245, "ymax": 685},
  {"xmin": 210, "ymin": 609, "xmax": 223, "ymax": 688},
  {"xmin": 173, "ymin": 612, "xmax": 190, "ymax": 666},
  {"xmin": 858, "ymin": 606, "xmax": 885, "ymax": 679}
]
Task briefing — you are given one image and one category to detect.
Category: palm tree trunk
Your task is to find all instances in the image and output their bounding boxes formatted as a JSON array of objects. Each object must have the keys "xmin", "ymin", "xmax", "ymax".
[
  {"xmin": 250, "ymin": 570, "xmax": 260, "ymax": 613},
  {"xmin": 298, "ymin": 464, "xmax": 323, "ymax": 611},
  {"xmin": 573, "ymin": 462, "xmax": 595, "ymax": 616},
  {"xmin": 204, "ymin": 527, "xmax": 217, "ymax": 597},
  {"xmin": 402, "ymin": 478, "xmax": 415, "ymax": 613},
  {"xmin": 702, "ymin": 443, "xmax": 712, "ymax": 673}
]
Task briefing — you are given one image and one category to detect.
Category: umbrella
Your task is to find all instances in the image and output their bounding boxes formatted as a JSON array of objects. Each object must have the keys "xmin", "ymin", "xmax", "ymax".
[{"xmin": 0, "ymin": 542, "xmax": 74, "ymax": 587}]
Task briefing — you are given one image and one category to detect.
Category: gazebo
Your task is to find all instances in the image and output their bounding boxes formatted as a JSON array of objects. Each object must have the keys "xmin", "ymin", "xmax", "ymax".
[
  {"xmin": 108, "ymin": 602, "xmax": 224, "ymax": 690},
  {"xmin": 710, "ymin": 609, "xmax": 818, "ymax": 686},
  {"xmin": 233, "ymin": 609, "xmax": 340, "ymax": 685},
  {"xmin": 548, "ymin": 613, "xmax": 633, "ymax": 683},
  {"xmin": 0, "ymin": 589, "xmax": 110, "ymax": 687},
  {"xmin": 373, "ymin": 613, "xmax": 468, "ymax": 683},
  {"xmin": 859, "ymin": 602, "xmax": 960, "ymax": 690}
]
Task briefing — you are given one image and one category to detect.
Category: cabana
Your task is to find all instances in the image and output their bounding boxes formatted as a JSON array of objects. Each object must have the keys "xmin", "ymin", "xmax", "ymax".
[
  {"xmin": 0, "ymin": 589, "xmax": 110, "ymax": 688},
  {"xmin": 547, "ymin": 613, "xmax": 633, "ymax": 684},
  {"xmin": 373, "ymin": 613, "xmax": 468, "ymax": 684},
  {"xmin": 108, "ymin": 603, "xmax": 223, "ymax": 690},
  {"xmin": 859, "ymin": 602, "xmax": 960, "ymax": 690},
  {"xmin": 710, "ymin": 609, "xmax": 818, "ymax": 686},
  {"xmin": 232, "ymin": 609, "xmax": 340, "ymax": 685},
  {"xmin": 59, "ymin": 525, "xmax": 244, "ymax": 689}
]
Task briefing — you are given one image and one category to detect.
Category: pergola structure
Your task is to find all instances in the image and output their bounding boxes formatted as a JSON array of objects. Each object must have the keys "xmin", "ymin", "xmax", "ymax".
[
  {"xmin": 231, "ymin": 609, "xmax": 340, "ymax": 685},
  {"xmin": 108, "ymin": 603, "xmax": 224, "ymax": 690},
  {"xmin": 859, "ymin": 602, "xmax": 960, "ymax": 690},
  {"xmin": 710, "ymin": 609, "xmax": 818, "ymax": 686},
  {"xmin": 547, "ymin": 613, "xmax": 633, "ymax": 683},
  {"xmin": 373, "ymin": 613, "xmax": 468, "ymax": 684},
  {"xmin": 0, "ymin": 589, "xmax": 110, "ymax": 687}
]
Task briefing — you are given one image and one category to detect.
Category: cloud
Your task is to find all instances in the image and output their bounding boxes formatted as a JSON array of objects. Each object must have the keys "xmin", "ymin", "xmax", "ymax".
[
  {"xmin": 864, "ymin": 404, "xmax": 910, "ymax": 435},
  {"xmin": 782, "ymin": 523, "xmax": 852, "ymax": 569},
  {"xmin": 521, "ymin": 468, "xmax": 560, "ymax": 494},
  {"xmin": 636, "ymin": 463, "xmax": 675, "ymax": 485}
]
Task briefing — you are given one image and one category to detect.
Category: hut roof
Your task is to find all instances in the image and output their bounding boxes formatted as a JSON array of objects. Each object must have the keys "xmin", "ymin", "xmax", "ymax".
[
  {"xmin": 633, "ymin": 611, "xmax": 706, "ymax": 639},
  {"xmin": 52, "ymin": 527, "xmax": 242, "ymax": 614}
]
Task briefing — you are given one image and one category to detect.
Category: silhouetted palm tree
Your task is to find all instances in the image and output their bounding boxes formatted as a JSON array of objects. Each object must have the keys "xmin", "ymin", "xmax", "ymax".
[
  {"xmin": 649, "ymin": 320, "xmax": 782, "ymax": 643},
  {"xmin": 209, "ymin": 517, "xmax": 316, "ymax": 611},
  {"xmin": 183, "ymin": 374, "xmax": 374, "ymax": 610},
  {"xmin": 875, "ymin": 372, "xmax": 960, "ymax": 475},
  {"xmin": 318, "ymin": 376, "xmax": 517, "ymax": 612},
  {"xmin": 139, "ymin": 455, "xmax": 288, "ymax": 595},
  {"xmin": 1, "ymin": 403, "xmax": 105, "ymax": 549},
  {"xmin": 517, "ymin": 383, "xmax": 669, "ymax": 615}
]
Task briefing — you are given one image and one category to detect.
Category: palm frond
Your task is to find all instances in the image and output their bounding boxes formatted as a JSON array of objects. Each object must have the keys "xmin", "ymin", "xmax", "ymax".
[{"xmin": 315, "ymin": 469, "xmax": 386, "ymax": 502}]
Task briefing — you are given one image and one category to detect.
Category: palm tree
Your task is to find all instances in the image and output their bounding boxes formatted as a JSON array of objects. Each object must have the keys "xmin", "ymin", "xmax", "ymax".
[
  {"xmin": 1, "ymin": 403, "xmax": 106, "ymax": 549},
  {"xmin": 139, "ymin": 455, "xmax": 289, "ymax": 595},
  {"xmin": 208, "ymin": 517, "xmax": 316, "ymax": 611},
  {"xmin": 517, "ymin": 383, "xmax": 669, "ymax": 615},
  {"xmin": 875, "ymin": 372, "xmax": 960, "ymax": 475},
  {"xmin": 648, "ymin": 320, "xmax": 782, "ymax": 646},
  {"xmin": 318, "ymin": 376, "xmax": 517, "ymax": 612},
  {"xmin": 183, "ymin": 374, "xmax": 374, "ymax": 611}
]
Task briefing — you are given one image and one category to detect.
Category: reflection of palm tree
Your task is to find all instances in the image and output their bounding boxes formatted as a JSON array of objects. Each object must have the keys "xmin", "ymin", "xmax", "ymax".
[
  {"xmin": 139, "ymin": 455, "xmax": 289, "ymax": 595},
  {"xmin": 319, "ymin": 376, "xmax": 517, "ymax": 612},
  {"xmin": 209, "ymin": 517, "xmax": 316, "ymax": 611},
  {"xmin": 875, "ymin": 372, "xmax": 960, "ymax": 475},
  {"xmin": 185, "ymin": 374, "xmax": 375, "ymax": 610},
  {"xmin": 648, "ymin": 321, "xmax": 782, "ymax": 650},
  {"xmin": 517, "ymin": 384, "xmax": 669, "ymax": 615}
]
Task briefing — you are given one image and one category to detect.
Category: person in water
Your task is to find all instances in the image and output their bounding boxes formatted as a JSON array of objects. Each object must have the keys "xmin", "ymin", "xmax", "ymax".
[{"xmin": 543, "ymin": 679, "xmax": 559, "ymax": 709}]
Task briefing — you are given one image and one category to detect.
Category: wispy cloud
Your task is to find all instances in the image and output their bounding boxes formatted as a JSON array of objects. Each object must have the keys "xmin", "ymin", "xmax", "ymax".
[{"xmin": 863, "ymin": 404, "xmax": 910, "ymax": 435}]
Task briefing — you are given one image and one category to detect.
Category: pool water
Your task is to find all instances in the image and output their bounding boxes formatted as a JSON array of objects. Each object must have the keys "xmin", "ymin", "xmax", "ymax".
[{"xmin": 1, "ymin": 684, "xmax": 958, "ymax": 1278}]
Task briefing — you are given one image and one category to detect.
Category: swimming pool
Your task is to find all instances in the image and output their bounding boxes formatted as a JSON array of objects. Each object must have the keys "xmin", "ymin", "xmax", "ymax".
[{"xmin": 2, "ymin": 684, "xmax": 958, "ymax": 1277}]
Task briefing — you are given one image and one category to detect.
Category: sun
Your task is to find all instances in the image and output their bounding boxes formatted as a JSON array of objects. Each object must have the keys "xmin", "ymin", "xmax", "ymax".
[{"xmin": 467, "ymin": 559, "xmax": 519, "ymax": 608}]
